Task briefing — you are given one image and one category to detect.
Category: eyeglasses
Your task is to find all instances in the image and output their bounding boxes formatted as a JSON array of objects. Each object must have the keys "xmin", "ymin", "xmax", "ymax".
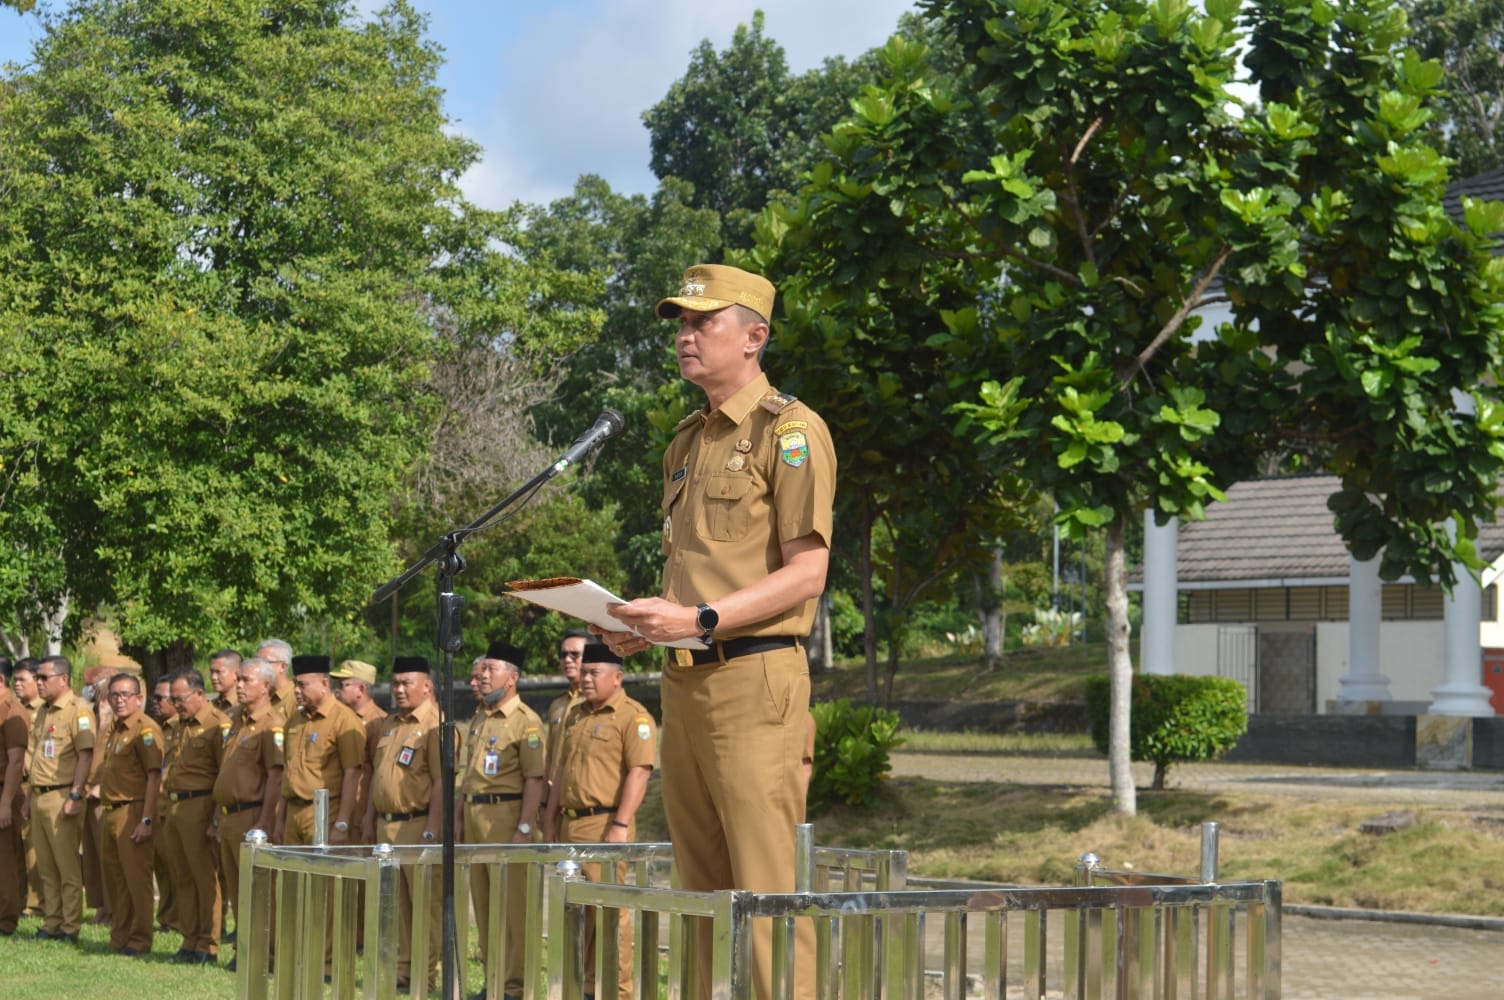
[
  {"xmin": 35, "ymin": 673, "xmax": 64, "ymax": 681},
  {"xmin": 559, "ymin": 650, "xmax": 583, "ymax": 659},
  {"xmin": 106, "ymin": 690, "xmax": 138, "ymax": 700}
]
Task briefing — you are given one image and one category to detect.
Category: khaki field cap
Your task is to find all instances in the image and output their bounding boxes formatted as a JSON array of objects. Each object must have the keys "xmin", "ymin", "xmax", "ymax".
[
  {"xmin": 330, "ymin": 659, "xmax": 377, "ymax": 685},
  {"xmin": 656, "ymin": 263, "xmax": 775, "ymax": 322}
]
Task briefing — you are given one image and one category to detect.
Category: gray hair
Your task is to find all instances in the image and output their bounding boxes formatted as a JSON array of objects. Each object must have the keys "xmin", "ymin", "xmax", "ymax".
[
  {"xmin": 255, "ymin": 638, "xmax": 293, "ymax": 665},
  {"xmin": 241, "ymin": 657, "xmax": 276, "ymax": 686}
]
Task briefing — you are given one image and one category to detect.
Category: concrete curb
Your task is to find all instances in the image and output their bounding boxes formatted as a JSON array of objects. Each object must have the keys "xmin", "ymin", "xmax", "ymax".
[{"xmin": 1283, "ymin": 903, "xmax": 1504, "ymax": 932}]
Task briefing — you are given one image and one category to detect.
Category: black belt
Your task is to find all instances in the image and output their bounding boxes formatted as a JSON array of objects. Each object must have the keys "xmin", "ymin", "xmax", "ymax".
[
  {"xmin": 222, "ymin": 801, "xmax": 261, "ymax": 815},
  {"xmin": 380, "ymin": 810, "xmax": 424, "ymax": 822},
  {"xmin": 466, "ymin": 793, "xmax": 522, "ymax": 804},
  {"xmin": 286, "ymin": 796, "xmax": 335, "ymax": 807},
  {"xmin": 32, "ymin": 783, "xmax": 71, "ymax": 794},
  {"xmin": 166, "ymin": 789, "xmax": 213, "ymax": 802},
  {"xmin": 102, "ymin": 799, "xmax": 142, "ymax": 811},
  {"xmin": 687, "ymin": 636, "xmax": 797, "ymax": 666},
  {"xmin": 561, "ymin": 804, "xmax": 616, "ymax": 819}
]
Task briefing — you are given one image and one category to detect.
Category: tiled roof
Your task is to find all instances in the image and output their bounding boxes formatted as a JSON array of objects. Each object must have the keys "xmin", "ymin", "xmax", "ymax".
[
  {"xmin": 1161, "ymin": 475, "xmax": 1504, "ymax": 586},
  {"xmin": 1444, "ymin": 166, "xmax": 1504, "ymax": 222}
]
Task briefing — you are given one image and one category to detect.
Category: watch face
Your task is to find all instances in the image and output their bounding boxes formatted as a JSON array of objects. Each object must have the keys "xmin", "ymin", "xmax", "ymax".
[{"xmin": 698, "ymin": 604, "xmax": 719, "ymax": 631}]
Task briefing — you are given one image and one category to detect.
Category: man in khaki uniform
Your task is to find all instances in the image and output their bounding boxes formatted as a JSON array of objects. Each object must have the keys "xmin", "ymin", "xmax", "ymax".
[
  {"xmin": 602, "ymin": 264, "xmax": 835, "ymax": 1000},
  {"xmin": 10, "ymin": 658, "xmax": 45, "ymax": 918},
  {"xmin": 255, "ymin": 639, "xmax": 298, "ymax": 725},
  {"xmin": 23, "ymin": 655, "xmax": 95, "ymax": 943},
  {"xmin": 332, "ymin": 658, "xmax": 386, "ymax": 839},
  {"xmin": 543, "ymin": 642, "xmax": 656, "ymax": 1000},
  {"xmin": 163, "ymin": 670, "xmax": 229, "ymax": 964},
  {"xmin": 211, "ymin": 657, "xmax": 284, "ymax": 972},
  {"xmin": 149, "ymin": 675, "xmax": 179, "ymax": 934},
  {"xmin": 544, "ymin": 631, "xmax": 587, "ymax": 789},
  {"xmin": 0, "ymin": 663, "xmax": 29, "ymax": 935},
  {"xmin": 207, "ymin": 649, "xmax": 242, "ymax": 716},
  {"xmin": 276, "ymin": 655, "xmax": 364, "ymax": 846},
  {"xmin": 364, "ymin": 656, "xmax": 444, "ymax": 990},
  {"xmin": 459, "ymin": 641, "xmax": 545, "ymax": 1000},
  {"xmin": 96, "ymin": 673, "xmax": 165, "ymax": 956}
]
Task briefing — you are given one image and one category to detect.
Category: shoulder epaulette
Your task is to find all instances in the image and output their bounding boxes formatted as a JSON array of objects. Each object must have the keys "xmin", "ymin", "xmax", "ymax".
[{"xmin": 759, "ymin": 390, "xmax": 798, "ymax": 414}]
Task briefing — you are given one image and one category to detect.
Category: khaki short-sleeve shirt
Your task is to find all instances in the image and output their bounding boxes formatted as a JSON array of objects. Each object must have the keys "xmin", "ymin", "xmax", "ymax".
[
  {"xmin": 97, "ymin": 711, "xmax": 165, "ymax": 802},
  {"xmin": 213, "ymin": 702, "xmax": 284, "ymax": 807},
  {"xmin": 556, "ymin": 689, "xmax": 656, "ymax": 811},
  {"xmin": 462, "ymin": 693, "xmax": 545, "ymax": 796},
  {"xmin": 371, "ymin": 699, "xmax": 444, "ymax": 815},
  {"xmin": 544, "ymin": 689, "xmax": 582, "ymax": 777},
  {"xmin": 282, "ymin": 696, "xmax": 365, "ymax": 802},
  {"xmin": 29, "ymin": 689, "xmax": 96, "ymax": 788},
  {"xmin": 164, "ymin": 702, "xmax": 230, "ymax": 793},
  {"xmin": 660, "ymin": 373, "xmax": 836, "ymax": 638}
]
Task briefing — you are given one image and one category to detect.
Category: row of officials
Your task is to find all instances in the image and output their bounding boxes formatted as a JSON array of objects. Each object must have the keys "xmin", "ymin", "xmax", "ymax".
[{"xmin": 0, "ymin": 631, "xmax": 682, "ymax": 1000}]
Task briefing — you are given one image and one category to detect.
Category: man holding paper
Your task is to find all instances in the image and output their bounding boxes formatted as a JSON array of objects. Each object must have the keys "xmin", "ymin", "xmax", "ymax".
[{"xmin": 598, "ymin": 263, "xmax": 834, "ymax": 1000}]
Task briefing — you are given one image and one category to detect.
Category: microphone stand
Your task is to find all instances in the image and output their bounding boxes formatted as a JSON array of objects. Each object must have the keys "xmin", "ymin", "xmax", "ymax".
[{"xmin": 372, "ymin": 424, "xmax": 615, "ymax": 1000}]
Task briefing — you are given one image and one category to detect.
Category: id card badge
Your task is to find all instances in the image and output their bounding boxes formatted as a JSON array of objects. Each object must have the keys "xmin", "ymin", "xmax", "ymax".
[
  {"xmin": 483, "ymin": 752, "xmax": 500, "ymax": 777},
  {"xmin": 42, "ymin": 738, "xmax": 56, "ymax": 759},
  {"xmin": 397, "ymin": 745, "xmax": 415, "ymax": 768}
]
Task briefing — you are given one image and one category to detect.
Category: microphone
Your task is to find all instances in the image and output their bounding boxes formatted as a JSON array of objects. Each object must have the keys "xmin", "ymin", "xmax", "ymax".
[{"xmin": 552, "ymin": 408, "xmax": 625, "ymax": 473}]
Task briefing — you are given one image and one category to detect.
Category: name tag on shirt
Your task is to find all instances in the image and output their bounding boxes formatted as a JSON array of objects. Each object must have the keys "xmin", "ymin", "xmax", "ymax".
[
  {"xmin": 397, "ymin": 746, "xmax": 415, "ymax": 768},
  {"xmin": 483, "ymin": 752, "xmax": 499, "ymax": 777},
  {"xmin": 42, "ymin": 739, "xmax": 56, "ymax": 759}
]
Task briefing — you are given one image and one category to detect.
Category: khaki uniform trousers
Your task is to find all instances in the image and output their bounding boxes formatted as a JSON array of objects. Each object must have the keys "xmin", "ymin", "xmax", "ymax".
[
  {"xmin": 464, "ymin": 799, "xmax": 529, "ymax": 994},
  {"xmin": 82, "ymin": 795, "xmax": 107, "ymax": 912},
  {"xmin": 100, "ymin": 800, "xmax": 154, "ymax": 952},
  {"xmin": 0, "ymin": 812, "xmax": 19, "ymax": 933},
  {"xmin": 217, "ymin": 805, "xmax": 261, "ymax": 951},
  {"xmin": 163, "ymin": 795, "xmax": 222, "ymax": 953},
  {"xmin": 562, "ymin": 812, "xmax": 634, "ymax": 1000},
  {"xmin": 21, "ymin": 816, "xmax": 42, "ymax": 914},
  {"xmin": 378, "ymin": 814, "xmax": 442, "ymax": 982},
  {"xmin": 661, "ymin": 644, "xmax": 815, "ymax": 1000},
  {"xmin": 153, "ymin": 798, "xmax": 177, "ymax": 932},
  {"xmin": 284, "ymin": 800, "xmax": 342, "ymax": 971},
  {"xmin": 31, "ymin": 788, "xmax": 85, "ymax": 937}
]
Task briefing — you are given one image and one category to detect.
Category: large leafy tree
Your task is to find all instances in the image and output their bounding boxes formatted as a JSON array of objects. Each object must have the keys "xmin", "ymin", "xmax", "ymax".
[
  {"xmin": 768, "ymin": 0, "xmax": 1504, "ymax": 814},
  {"xmin": 0, "ymin": 0, "xmax": 515, "ymax": 667},
  {"xmin": 1407, "ymin": 0, "xmax": 1504, "ymax": 176}
]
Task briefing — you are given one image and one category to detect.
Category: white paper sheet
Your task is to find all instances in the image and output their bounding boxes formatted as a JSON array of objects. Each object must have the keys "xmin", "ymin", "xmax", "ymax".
[{"xmin": 504, "ymin": 577, "xmax": 710, "ymax": 650}]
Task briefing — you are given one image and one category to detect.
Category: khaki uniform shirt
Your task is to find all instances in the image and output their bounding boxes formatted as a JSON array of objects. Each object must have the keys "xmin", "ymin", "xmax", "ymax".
[
  {"xmin": 97, "ymin": 711, "xmax": 165, "ymax": 803},
  {"xmin": 18, "ymin": 696, "xmax": 42, "ymax": 778},
  {"xmin": 1, "ymin": 692, "xmax": 28, "ymax": 790},
  {"xmin": 163, "ymin": 702, "xmax": 230, "ymax": 793},
  {"xmin": 556, "ymin": 689, "xmax": 656, "ymax": 811},
  {"xmin": 660, "ymin": 373, "xmax": 836, "ymax": 638},
  {"xmin": 351, "ymin": 700, "xmax": 387, "ymax": 826},
  {"xmin": 212, "ymin": 690, "xmax": 238, "ymax": 714},
  {"xmin": 29, "ymin": 689, "xmax": 96, "ymax": 788},
  {"xmin": 269, "ymin": 679, "xmax": 297, "ymax": 726},
  {"xmin": 545, "ymin": 689, "xmax": 582, "ymax": 777},
  {"xmin": 282, "ymin": 696, "xmax": 365, "ymax": 803},
  {"xmin": 462, "ymin": 693, "xmax": 545, "ymax": 797},
  {"xmin": 370, "ymin": 699, "xmax": 443, "ymax": 815},
  {"xmin": 212, "ymin": 702, "xmax": 284, "ymax": 808}
]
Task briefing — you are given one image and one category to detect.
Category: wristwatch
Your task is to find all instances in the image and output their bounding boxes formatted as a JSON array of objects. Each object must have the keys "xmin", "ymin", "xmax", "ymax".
[
  {"xmin": 68, "ymin": 790, "xmax": 82, "ymax": 802},
  {"xmin": 516, "ymin": 822, "xmax": 532, "ymax": 836},
  {"xmin": 141, "ymin": 817, "xmax": 152, "ymax": 826},
  {"xmin": 422, "ymin": 830, "xmax": 437, "ymax": 842},
  {"xmin": 695, "ymin": 603, "xmax": 719, "ymax": 642},
  {"xmin": 333, "ymin": 820, "xmax": 349, "ymax": 833}
]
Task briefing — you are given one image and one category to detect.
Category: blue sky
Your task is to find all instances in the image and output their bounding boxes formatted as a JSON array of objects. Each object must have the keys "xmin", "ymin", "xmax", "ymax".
[{"xmin": 0, "ymin": 0, "xmax": 918, "ymax": 209}]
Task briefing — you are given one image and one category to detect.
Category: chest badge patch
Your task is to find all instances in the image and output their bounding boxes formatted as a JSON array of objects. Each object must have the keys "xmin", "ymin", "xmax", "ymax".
[
  {"xmin": 778, "ymin": 430, "xmax": 809, "ymax": 468},
  {"xmin": 397, "ymin": 745, "xmax": 416, "ymax": 768},
  {"xmin": 725, "ymin": 454, "xmax": 745, "ymax": 472}
]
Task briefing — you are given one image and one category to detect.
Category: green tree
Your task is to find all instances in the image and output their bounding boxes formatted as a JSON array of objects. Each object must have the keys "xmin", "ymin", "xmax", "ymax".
[
  {"xmin": 768, "ymin": 0, "xmax": 1504, "ymax": 815},
  {"xmin": 1407, "ymin": 0, "xmax": 1504, "ymax": 176},
  {"xmin": 0, "ymin": 0, "xmax": 513, "ymax": 667}
]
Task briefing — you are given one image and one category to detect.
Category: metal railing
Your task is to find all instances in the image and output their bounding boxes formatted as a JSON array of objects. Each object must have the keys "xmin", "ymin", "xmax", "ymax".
[{"xmin": 239, "ymin": 803, "xmax": 1279, "ymax": 999}]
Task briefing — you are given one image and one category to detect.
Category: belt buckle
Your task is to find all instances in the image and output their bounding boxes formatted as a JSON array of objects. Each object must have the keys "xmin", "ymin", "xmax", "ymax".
[{"xmin": 674, "ymin": 647, "xmax": 694, "ymax": 668}]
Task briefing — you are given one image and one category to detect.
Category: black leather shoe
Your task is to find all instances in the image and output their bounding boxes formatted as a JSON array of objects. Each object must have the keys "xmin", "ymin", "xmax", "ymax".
[
  {"xmin": 34, "ymin": 928, "xmax": 59, "ymax": 940},
  {"xmin": 222, "ymin": 929, "xmax": 236, "ymax": 944},
  {"xmin": 225, "ymin": 957, "xmax": 236, "ymax": 972},
  {"xmin": 119, "ymin": 946, "xmax": 144, "ymax": 957}
]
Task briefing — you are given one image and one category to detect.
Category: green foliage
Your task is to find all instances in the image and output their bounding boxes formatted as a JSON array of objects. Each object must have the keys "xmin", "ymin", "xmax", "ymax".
[
  {"xmin": 1406, "ymin": 0, "xmax": 1504, "ymax": 175},
  {"xmin": 809, "ymin": 698, "xmax": 905, "ymax": 807},
  {"xmin": 0, "ymin": 0, "xmax": 501, "ymax": 653},
  {"xmin": 1084, "ymin": 674, "xmax": 1248, "ymax": 789}
]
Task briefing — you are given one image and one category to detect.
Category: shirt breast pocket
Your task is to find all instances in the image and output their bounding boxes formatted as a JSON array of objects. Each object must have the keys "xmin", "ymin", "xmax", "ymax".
[
  {"xmin": 661, "ymin": 475, "xmax": 686, "ymax": 554},
  {"xmin": 698, "ymin": 473, "xmax": 753, "ymax": 541}
]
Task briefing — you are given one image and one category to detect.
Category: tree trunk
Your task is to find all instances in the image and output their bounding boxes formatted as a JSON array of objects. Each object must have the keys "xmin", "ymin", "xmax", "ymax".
[
  {"xmin": 807, "ymin": 594, "xmax": 832, "ymax": 675},
  {"xmin": 983, "ymin": 548, "xmax": 1003, "ymax": 670},
  {"xmin": 42, "ymin": 593, "xmax": 68, "ymax": 657},
  {"xmin": 882, "ymin": 639, "xmax": 901, "ymax": 709},
  {"xmin": 820, "ymin": 592, "xmax": 834, "ymax": 672},
  {"xmin": 1105, "ymin": 517, "xmax": 1137, "ymax": 816},
  {"xmin": 123, "ymin": 639, "xmax": 197, "ymax": 692}
]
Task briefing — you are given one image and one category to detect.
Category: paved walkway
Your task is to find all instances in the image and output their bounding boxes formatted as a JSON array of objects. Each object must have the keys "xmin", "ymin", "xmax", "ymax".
[{"xmin": 889, "ymin": 751, "xmax": 1504, "ymax": 997}]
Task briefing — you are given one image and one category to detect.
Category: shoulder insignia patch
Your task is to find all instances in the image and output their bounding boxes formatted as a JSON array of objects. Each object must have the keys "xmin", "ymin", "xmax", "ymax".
[
  {"xmin": 77, "ymin": 716, "xmax": 91, "ymax": 731},
  {"xmin": 779, "ymin": 430, "xmax": 809, "ymax": 468},
  {"xmin": 141, "ymin": 731, "xmax": 155, "ymax": 747},
  {"xmin": 759, "ymin": 390, "xmax": 798, "ymax": 414},
  {"xmin": 773, "ymin": 420, "xmax": 808, "ymax": 436},
  {"xmin": 525, "ymin": 728, "xmax": 542, "ymax": 750},
  {"xmin": 634, "ymin": 715, "xmax": 653, "ymax": 741},
  {"xmin": 272, "ymin": 728, "xmax": 284, "ymax": 749}
]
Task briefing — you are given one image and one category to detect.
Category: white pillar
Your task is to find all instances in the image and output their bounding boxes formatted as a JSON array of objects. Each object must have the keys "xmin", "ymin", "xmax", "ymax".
[
  {"xmin": 1430, "ymin": 520, "xmax": 1495, "ymax": 716},
  {"xmin": 1335, "ymin": 553, "xmax": 1391, "ymax": 705},
  {"xmin": 1141, "ymin": 511, "xmax": 1177, "ymax": 675}
]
